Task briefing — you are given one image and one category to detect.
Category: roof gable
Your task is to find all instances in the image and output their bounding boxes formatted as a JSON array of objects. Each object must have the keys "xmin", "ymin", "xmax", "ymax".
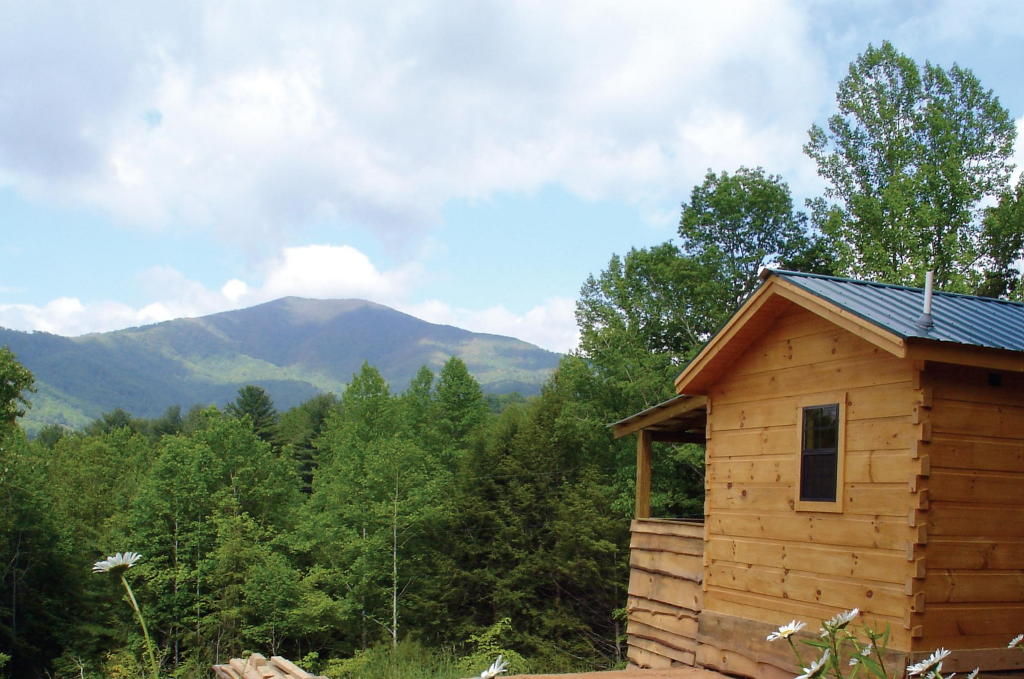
[{"xmin": 674, "ymin": 270, "xmax": 1024, "ymax": 394}]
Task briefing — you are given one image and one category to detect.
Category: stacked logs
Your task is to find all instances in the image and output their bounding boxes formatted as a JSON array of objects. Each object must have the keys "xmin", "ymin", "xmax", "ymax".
[{"xmin": 212, "ymin": 653, "xmax": 326, "ymax": 679}]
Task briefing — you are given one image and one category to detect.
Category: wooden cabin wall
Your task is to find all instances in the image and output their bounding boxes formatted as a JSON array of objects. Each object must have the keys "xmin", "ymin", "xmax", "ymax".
[
  {"xmin": 699, "ymin": 307, "xmax": 921, "ymax": 676},
  {"xmin": 915, "ymin": 363, "xmax": 1024, "ymax": 671},
  {"xmin": 627, "ymin": 519, "xmax": 703, "ymax": 669}
]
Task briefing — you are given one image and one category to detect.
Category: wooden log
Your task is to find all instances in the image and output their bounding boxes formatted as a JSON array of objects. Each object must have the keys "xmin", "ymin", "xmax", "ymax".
[
  {"xmin": 925, "ymin": 570, "xmax": 1024, "ymax": 603},
  {"xmin": 928, "ymin": 505, "xmax": 1024, "ymax": 538},
  {"xmin": 927, "ymin": 538, "xmax": 1024, "ymax": 570},
  {"xmin": 921, "ymin": 602, "xmax": 1024, "ymax": 637},
  {"xmin": 928, "ymin": 436, "xmax": 1024, "ymax": 473},
  {"xmin": 696, "ymin": 642, "xmax": 762, "ymax": 679},
  {"xmin": 707, "ymin": 510, "xmax": 914, "ymax": 550},
  {"xmin": 629, "ymin": 550, "xmax": 703, "ymax": 582},
  {"xmin": 707, "ymin": 562, "xmax": 906, "ymax": 617},
  {"xmin": 629, "ymin": 532, "xmax": 704, "ymax": 556},
  {"xmin": 626, "ymin": 635, "xmax": 695, "ymax": 666},
  {"xmin": 930, "ymin": 401, "xmax": 1024, "ymax": 439},
  {"xmin": 626, "ymin": 619, "xmax": 697, "ymax": 653},
  {"xmin": 626, "ymin": 598, "xmax": 699, "ymax": 639},
  {"xmin": 628, "ymin": 568, "xmax": 702, "ymax": 611},
  {"xmin": 270, "ymin": 657, "xmax": 315, "ymax": 679},
  {"xmin": 630, "ymin": 518, "xmax": 704, "ymax": 539},
  {"xmin": 928, "ymin": 469, "xmax": 1024, "ymax": 504},
  {"xmin": 635, "ymin": 430, "xmax": 652, "ymax": 519},
  {"xmin": 626, "ymin": 643, "xmax": 673, "ymax": 669},
  {"xmin": 706, "ymin": 535, "xmax": 907, "ymax": 583},
  {"xmin": 916, "ymin": 646, "xmax": 1024, "ymax": 672}
]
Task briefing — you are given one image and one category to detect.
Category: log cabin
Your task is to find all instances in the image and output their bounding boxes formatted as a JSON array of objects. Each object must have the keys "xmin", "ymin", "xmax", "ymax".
[{"xmin": 613, "ymin": 269, "xmax": 1024, "ymax": 678}]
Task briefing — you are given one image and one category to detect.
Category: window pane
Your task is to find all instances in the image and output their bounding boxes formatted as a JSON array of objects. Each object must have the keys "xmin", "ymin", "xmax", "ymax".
[{"xmin": 800, "ymin": 404, "xmax": 839, "ymax": 502}]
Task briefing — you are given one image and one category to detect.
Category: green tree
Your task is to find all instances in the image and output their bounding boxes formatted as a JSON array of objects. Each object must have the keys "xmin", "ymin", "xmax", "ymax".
[
  {"xmin": 0, "ymin": 347, "xmax": 34, "ymax": 430},
  {"xmin": 679, "ymin": 166, "xmax": 822, "ymax": 307},
  {"xmin": 978, "ymin": 175, "xmax": 1024, "ymax": 300},
  {"xmin": 435, "ymin": 357, "xmax": 487, "ymax": 451},
  {"xmin": 225, "ymin": 385, "xmax": 279, "ymax": 445},
  {"xmin": 805, "ymin": 41, "xmax": 1017, "ymax": 291}
]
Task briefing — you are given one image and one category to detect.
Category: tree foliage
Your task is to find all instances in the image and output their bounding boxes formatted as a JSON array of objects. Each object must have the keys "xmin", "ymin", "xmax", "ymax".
[{"xmin": 805, "ymin": 41, "xmax": 1017, "ymax": 291}]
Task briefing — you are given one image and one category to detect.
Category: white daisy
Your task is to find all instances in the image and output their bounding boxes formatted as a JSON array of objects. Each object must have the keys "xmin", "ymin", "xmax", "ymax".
[
  {"xmin": 796, "ymin": 650, "xmax": 831, "ymax": 679},
  {"xmin": 966, "ymin": 669, "xmax": 979, "ymax": 679},
  {"xmin": 92, "ymin": 552, "xmax": 142, "ymax": 574},
  {"xmin": 907, "ymin": 648, "xmax": 951, "ymax": 676},
  {"xmin": 480, "ymin": 655, "xmax": 508, "ymax": 679},
  {"xmin": 824, "ymin": 608, "xmax": 859, "ymax": 630},
  {"xmin": 1009, "ymin": 634, "xmax": 1024, "ymax": 649},
  {"xmin": 767, "ymin": 620, "xmax": 806, "ymax": 641}
]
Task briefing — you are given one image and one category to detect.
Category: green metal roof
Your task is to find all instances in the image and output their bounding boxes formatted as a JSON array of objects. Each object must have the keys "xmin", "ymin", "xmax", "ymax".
[{"xmin": 768, "ymin": 270, "xmax": 1024, "ymax": 353}]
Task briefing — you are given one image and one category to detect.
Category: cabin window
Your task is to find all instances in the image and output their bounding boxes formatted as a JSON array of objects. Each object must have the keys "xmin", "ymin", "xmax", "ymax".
[
  {"xmin": 794, "ymin": 394, "xmax": 846, "ymax": 513},
  {"xmin": 800, "ymin": 404, "xmax": 839, "ymax": 501}
]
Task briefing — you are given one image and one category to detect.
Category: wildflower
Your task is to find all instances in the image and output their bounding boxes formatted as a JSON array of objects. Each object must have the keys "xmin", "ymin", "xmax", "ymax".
[
  {"xmin": 796, "ymin": 650, "xmax": 831, "ymax": 679},
  {"xmin": 849, "ymin": 657, "xmax": 860, "ymax": 667},
  {"xmin": 480, "ymin": 655, "xmax": 508, "ymax": 679},
  {"xmin": 767, "ymin": 620, "xmax": 806, "ymax": 642},
  {"xmin": 92, "ymin": 552, "xmax": 142, "ymax": 574},
  {"xmin": 823, "ymin": 608, "xmax": 859, "ymax": 630},
  {"xmin": 907, "ymin": 648, "xmax": 951, "ymax": 676},
  {"xmin": 966, "ymin": 669, "xmax": 979, "ymax": 679},
  {"xmin": 1009, "ymin": 634, "xmax": 1024, "ymax": 649}
]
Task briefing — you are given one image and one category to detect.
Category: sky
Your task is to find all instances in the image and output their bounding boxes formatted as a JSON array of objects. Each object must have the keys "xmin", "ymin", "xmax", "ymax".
[{"xmin": 2, "ymin": 1, "xmax": 1023, "ymax": 354}]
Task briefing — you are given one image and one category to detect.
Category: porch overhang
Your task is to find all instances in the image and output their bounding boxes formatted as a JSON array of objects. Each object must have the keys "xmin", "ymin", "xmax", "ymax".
[{"xmin": 611, "ymin": 394, "xmax": 707, "ymax": 519}]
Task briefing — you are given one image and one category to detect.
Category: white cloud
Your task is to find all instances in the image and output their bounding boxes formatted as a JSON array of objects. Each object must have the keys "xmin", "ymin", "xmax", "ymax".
[
  {"xmin": 0, "ymin": 1, "xmax": 828, "ymax": 247},
  {"xmin": 404, "ymin": 297, "xmax": 578, "ymax": 353}
]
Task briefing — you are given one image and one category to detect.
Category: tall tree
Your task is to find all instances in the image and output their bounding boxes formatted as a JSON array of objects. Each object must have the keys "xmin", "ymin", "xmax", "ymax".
[
  {"xmin": 978, "ymin": 175, "xmax": 1024, "ymax": 300},
  {"xmin": 805, "ymin": 41, "xmax": 1017, "ymax": 291},
  {"xmin": 435, "ymin": 357, "xmax": 487, "ymax": 451},
  {"xmin": 679, "ymin": 166, "xmax": 822, "ymax": 307},
  {"xmin": 225, "ymin": 385, "xmax": 279, "ymax": 445},
  {"xmin": 0, "ymin": 347, "xmax": 34, "ymax": 431}
]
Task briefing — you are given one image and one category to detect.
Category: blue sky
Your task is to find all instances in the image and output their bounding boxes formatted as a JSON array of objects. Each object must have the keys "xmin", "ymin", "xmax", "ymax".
[{"xmin": 2, "ymin": 1, "xmax": 1023, "ymax": 352}]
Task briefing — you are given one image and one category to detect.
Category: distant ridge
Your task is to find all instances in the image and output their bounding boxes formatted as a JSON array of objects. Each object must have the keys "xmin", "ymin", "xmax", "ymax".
[{"xmin": 0, "ymin": 297, "xmax": 561, "ymax": 431}]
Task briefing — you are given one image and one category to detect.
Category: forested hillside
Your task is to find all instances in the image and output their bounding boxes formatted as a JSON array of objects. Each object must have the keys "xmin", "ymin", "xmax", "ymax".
[
  {"xmin": 1, "ymin": 297, "xmax": 560, "ymax": 433},
  {"xmin": 1, "ymin": 42, "xmax": 1022, "ymax": 679}
]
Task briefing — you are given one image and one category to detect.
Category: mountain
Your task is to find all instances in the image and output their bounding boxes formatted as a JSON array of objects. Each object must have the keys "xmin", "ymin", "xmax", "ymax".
[{"xmin": 0, "ymin": 297, "xmax": 562, "ymax": 432}]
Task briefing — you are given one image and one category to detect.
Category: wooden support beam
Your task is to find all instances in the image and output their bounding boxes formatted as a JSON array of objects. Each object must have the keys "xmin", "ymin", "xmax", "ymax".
[{"xmin": 636, "ymin": 430, "xmax": 652, "ymax": 519}]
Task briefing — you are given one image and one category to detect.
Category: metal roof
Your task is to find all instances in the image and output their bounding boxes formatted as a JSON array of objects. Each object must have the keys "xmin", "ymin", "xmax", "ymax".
[{"xmin": 769, "ymin": 270, "xmax": 1024, "ymax": 352}]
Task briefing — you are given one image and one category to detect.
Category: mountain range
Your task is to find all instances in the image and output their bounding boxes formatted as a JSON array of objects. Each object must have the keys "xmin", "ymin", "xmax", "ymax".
[{"xmin": 1, "ymin": 297, "xmax": 562, "ymax": 432}]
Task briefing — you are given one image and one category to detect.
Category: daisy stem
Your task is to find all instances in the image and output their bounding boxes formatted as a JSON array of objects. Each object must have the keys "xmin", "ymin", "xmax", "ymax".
[
  {"xmin": 120, "ymin": 573, "xmax": 159, "ymax": 679},
  {"xmin": 787, "ymin": 636, "xmax": 807, "ymax": 668},
  {"xmin": 871, "ymin": 640, "xmax": 888, "ymax": 679}
]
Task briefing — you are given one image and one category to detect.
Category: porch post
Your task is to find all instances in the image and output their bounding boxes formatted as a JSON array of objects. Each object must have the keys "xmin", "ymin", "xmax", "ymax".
[{"xmin": 635, "ymin": 429, "xmax": 652, "ymax": 519}]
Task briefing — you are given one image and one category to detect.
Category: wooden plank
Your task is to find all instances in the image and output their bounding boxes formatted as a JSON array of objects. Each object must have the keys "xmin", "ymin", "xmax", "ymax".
[
  {"xmin": 629, "ymin": 550, "xmax": 703, "ymax": 582},
  {"xmin": 706, "ymin": 427, "xmax": 794, "ymax": 457},
  {"xmin": 921, "ymin": 603, "xmax": 1024, "ymax": 637},
  {"xmin": 924, "ymin": 570, "xmax": 1024, "ymax": 603},
  {"xmin": 697, "ymin": 610, "xmax": 799, "ymax": 672},
  {"xmin": 846, "ymin": 419, "xmax": 917, "ymax": 452},
  {"xmin": 706, "ymin": 562, "xmax": 906, "ymax": 617},
  {"xmin": 706, "ymin": 536, "xmax": 907, "ymax": 583},
  {"xmin": 927, "ymin": 538, "xmax": 1024, "ymax": 570},
  {"xmin": 269, "ymin": 658, "xmax": 315, "ymax": 679},
  {"xmin": 627, "ymin": 597, "xmax": 699, "ymax": 640},
  {"xmin": 630, "ymin": 532, "xmax": 705, "ymax": 556},
  {"xmin": 928, "ymin": 469, "xmax": 1024, "ymax": 504},
  {"xmin": 626, "ymin": 644, "xmax": 673, "ymax": 670},
  {"xmin": 928, "ymin": 505, "xmax": 1024, "ymax": 538},
  {"xmin": 628, "ymin": 568, "xmax": 702, "ymax": 611},
  {"xmin": 929, "ymin": 435, "xmax": 1024, "ymax": 473},
  {"xmin": 626, "ymin": 635, "xmax": 695, "ymax": 666},
  {"xmin": 707, "ymin": 482, "xmax": 911, "ymax": 517},
  {"xmin": 626, "ymin": 620, "xmax": 697, "ymax": 653},
  {"xmin": 906, "ymin": 340, "xmax": 1024, "ymax": 374},
  {"xmin": 630, "ymin": 518, "xmax": 704, "ymax": 539},
  {"xmin": 704, "ymin": 589, "xmax": 911, "ymax": 649},
  {"xmin": 927, "ymin": 364, "xmax": 1024, "ymax": 407},
  {"xmin": 707, "ymin": 511, "xmax": 913, "ymax": 550},
  {"xmin": 931, "ymin": 400, "xmax": 1024, "ymax": 439},
  {"xmin": 615, "ymin": 395, "xmax": 707, "ymax": 438},
  {"xmin": 696, "ymin": 642, "xmax": 762, "ymax": 679},
  {"xmin": 711, "ymin": 354, "xmax": 911, "ymax": 406}
]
